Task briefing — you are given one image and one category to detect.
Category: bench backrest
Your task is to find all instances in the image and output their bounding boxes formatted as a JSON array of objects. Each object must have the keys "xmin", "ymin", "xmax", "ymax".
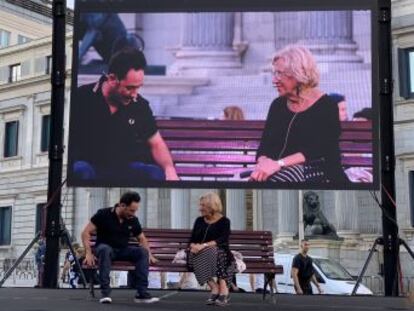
[
  {"xmin": 157, "ymin": 119, "xmax": 373, "ymax": 178},
  {"xmin": 143, "ymin": 228, "xmax": 280, "ymax": 274}
]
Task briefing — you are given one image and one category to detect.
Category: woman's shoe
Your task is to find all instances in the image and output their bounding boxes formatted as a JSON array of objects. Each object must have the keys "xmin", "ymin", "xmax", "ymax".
[
  {"xmin": 206, "ymin": 293, "xmax": 219, "ymax": 305},
  {"xmin": 215, "ymin": 295, "xmax": 229, "ymax": 307}
]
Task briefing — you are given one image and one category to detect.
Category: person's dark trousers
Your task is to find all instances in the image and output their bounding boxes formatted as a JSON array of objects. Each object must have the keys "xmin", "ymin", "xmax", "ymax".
[
  {"xmin": 95, "ymin": 243, "xmax": 149, "ymax": 298},
  {"xmin": 300, "ymin": 281, "xmax": 313, "ymax": 295}
]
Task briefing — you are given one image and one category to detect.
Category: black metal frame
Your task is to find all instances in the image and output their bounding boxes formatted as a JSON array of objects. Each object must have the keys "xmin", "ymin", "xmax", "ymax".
[
  {"xmin": 44, "ymin": 0, "xmax": 402, "ymax": 296},
  {"xmin": 351, "ymin": 237, "xmax": 414, "ymax": 295}
]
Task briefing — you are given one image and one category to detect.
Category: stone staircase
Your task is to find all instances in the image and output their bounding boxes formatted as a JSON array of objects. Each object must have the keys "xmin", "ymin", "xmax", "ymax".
[{"xmin": 146, "ymin": 61, "xmax": 372, "ymax": 120}]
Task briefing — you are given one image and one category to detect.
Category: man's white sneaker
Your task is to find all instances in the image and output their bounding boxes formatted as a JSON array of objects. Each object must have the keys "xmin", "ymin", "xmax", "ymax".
[
  {"xmin": 99, "ymin": 297, "xmax": 112, "ymax": 304},
  {"xmin": 134, "ymin": 292, "xmax": 160, "ymax": 304}
]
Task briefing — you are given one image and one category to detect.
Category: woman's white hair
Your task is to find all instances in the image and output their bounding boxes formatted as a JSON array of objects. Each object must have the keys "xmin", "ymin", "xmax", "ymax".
[
  {"xmin": 272, "ymin": 45, "xmax": 320, "ymax": 89},
  {"xmin": 199, "ymin": 192, "xmax": 223, "ymax": 214}
]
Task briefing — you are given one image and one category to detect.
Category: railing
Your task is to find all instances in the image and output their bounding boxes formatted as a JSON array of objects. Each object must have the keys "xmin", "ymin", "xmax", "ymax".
[
  {"xmin": 0, "ymin": 258, "xmax": 37, "ymax": 286},
  {"xmin": 362, "ymin": 275, "xmax": 414, "ymax": 296}
]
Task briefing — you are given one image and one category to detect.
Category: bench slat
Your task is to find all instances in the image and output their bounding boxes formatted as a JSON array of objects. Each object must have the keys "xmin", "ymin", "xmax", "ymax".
[
  {"xmin": 157, "ymin": 119, "xmax": 266, "ymax": 130},
  {"xmin": 166, "ymin": 140, "xmax": 260, "ymax": 151},
  {"xmin": 172, "ymin": 153, "xmax": 372, "ymax": 166},
  {"xmin": 160, "ymin": 129, "xmax": 263, "ymax": 140}
]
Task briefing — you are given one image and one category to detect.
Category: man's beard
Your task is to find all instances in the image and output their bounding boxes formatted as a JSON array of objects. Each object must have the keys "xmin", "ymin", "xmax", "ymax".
[{"xmin": 108, "ymin": 91, "xmax": 132, "ymax": 107}]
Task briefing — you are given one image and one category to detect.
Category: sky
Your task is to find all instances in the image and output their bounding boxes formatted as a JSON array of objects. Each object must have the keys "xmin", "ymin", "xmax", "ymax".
[{"xmin": 67, "ymin": 0, "xmax": 74, "ymax": 9}]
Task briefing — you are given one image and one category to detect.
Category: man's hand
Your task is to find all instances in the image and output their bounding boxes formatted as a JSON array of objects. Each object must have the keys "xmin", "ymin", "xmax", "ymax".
[
  {"xmin": 250, "ymin": 157, "xmax": 281, "ymax": 182},
  {"xmin": 165, "ymin": 166, "xmax": 179, "ymax": 181},
  {"xmin": 296, "ymin": 287, "xmax": 304, "ymax": 295},
  {"xmin": 83, "ymin": 252, "xmax": 96, "ymax": 267},
  {"xmin": 149, "ymin": 254, "xmax": 159, "ymax": 265},
  {"xmin": 317, "ymin": 285, "xmax": 323, "ymax": 294}
]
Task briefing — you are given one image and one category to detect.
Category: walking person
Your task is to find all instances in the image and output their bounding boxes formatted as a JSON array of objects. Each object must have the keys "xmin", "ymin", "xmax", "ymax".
[{"xmin": 291, "ymin": 240, "xmax": 323, "ymax": 295}]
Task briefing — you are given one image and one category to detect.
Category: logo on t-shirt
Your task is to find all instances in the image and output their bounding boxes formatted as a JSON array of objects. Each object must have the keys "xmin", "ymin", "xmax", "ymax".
[{"xmin": 128, "ymin": 118, "xmax": 135, "ymax": 125}]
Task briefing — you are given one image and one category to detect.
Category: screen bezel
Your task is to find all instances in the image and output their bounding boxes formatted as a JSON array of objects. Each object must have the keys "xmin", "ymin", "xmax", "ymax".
[{"xmin": 68, "ymin": 0, "xmax": 388, "ymax": 190}]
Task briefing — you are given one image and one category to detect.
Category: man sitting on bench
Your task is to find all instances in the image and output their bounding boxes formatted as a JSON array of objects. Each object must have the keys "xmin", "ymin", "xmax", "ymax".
[{"xmin": 82, "ymin": 191, "xmax": 159, "ymax": 304}]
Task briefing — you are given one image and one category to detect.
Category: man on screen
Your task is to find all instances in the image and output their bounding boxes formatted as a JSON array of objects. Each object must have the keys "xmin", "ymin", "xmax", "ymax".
[{"xmin": 69, "ymin": 47, "xmax": 178, "ymax": 184}]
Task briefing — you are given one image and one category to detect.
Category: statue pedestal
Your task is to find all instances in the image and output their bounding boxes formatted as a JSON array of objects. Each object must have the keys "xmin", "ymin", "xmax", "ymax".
[{"xmin": 305, "ymin": 239, "xmax": 343, "ymax": 260}]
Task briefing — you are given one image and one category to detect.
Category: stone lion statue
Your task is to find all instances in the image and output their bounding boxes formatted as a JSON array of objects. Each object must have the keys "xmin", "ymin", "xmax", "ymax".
[{"xmin": 303, "ymin": 191, "xmax": 338, "ymax": 238}]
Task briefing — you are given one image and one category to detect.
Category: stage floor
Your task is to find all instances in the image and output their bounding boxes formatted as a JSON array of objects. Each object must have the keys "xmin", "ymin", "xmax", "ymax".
[{"xmin": 0, "ymin": 288, "xmax": 412, "ymax": 311}]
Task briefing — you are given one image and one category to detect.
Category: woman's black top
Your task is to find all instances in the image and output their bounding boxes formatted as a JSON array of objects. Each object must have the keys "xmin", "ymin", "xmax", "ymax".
[
  {"xmin": 257, "ymin": 94, "xmax": 347, "ymax": 183},
  {"xmin": 189, "ymin": 216, "xmax": 234, "ymax": 264}
]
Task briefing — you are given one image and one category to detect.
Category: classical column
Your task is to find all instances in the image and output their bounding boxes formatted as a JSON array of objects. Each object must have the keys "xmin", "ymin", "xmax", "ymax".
[
  {"xmin": 357, "ymin": 191, "xmax": 382, "ymax": 235},
  {"xmin": 273, "ymin": 12, "xmax": 302, "ymax": 52},
  {"xmin": 277, "ymin": 190, "xmax": 299, "ymax": 240},
  {"xmin": 261, "ymin": 190, "xmax": 279, "ymax": 237},
  {"xmin": 88, "ymin": 188, "xmax": 108, "ymax": 215},
  {"xmin": 146, "ymin": 189, "xmax": 162, "ymax": 228},
  {"xmin": 171, "ymin": 189, "xmax": 191, "ymax": 229},
  {"xmin": 169, "ymin": 13, "xmax": 242, "ymax": 76},
  {"xmin": 252, "ymin": 190, "xmax": 263, "ymax": 230},
  {"xmin": 226, "ymin": 190, "xmax": 246, "ymax": 230},
  {"xmin": 334, "ymin": 191, "xmax": 359, "ymax": 238},
  {"xmin": 137, "ymin": 188, "xmax": 147, "ymax": 228},
  {"xmin": 298, "ymin": 11, "xmax": 362, "ymax": 62}
]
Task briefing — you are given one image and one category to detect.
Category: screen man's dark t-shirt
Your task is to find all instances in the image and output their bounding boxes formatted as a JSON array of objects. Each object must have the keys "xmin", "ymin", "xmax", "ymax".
[
  {"xmin": 292, "ymin": 253, "xmax": 315, "ymax": 292},
  {"xmin": 69, "ymin": 81, "xmax": 158, "ymax": 171},
  {"xmin": 91, "ymin": 207, "xmax": 142, "ymax": 249}
]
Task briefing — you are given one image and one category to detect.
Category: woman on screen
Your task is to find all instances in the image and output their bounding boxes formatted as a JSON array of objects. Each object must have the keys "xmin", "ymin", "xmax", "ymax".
[
  {"xmin": 250, "ymin": 45, "xmax": 348, "ymax": 184},
  {"xmin": 187, "ymin": 192, "xmax": 235, "ymax": 307}
]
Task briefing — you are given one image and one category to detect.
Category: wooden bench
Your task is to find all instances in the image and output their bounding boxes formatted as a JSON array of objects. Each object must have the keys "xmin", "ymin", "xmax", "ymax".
[
  {"xmin": 157, "ymin": 119, "xmax": 373, "ymax": 180},
  {"xmin": 86, "ymin": 228, "xmax": 283, "ymax": 300}
]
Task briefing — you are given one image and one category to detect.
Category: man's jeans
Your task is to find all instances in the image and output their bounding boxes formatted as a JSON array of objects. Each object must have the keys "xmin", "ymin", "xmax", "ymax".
[
  {"xmin": 95, "ymin": 243, "xmax": 149, "ymax": 297},
  {"xmin": 73, "ymin": 160, "xmax": 165, "ymax": 182}
]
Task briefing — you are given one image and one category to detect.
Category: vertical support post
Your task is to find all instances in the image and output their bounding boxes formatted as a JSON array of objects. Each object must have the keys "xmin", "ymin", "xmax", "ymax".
[
  {"xmin": 43, "ymin": 0, "xmax": 66, "ymax": 288},
  {"xmin": 298, "ymin": 190, "xmax": 304, "ymax": 247},
  {"xmin": 378, "ymin": 2, "xmax": 399, "ymax": 297}
]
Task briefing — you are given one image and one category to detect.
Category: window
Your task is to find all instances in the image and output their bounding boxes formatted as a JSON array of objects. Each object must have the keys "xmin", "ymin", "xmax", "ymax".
[
  {"xmin": 35, "ymin": 203, "xmax": 46, "ymax": 234},
  {"xmin": 17, "ymin": 35, "xmax": 31, "ymax": 45},
  {"xmin": 4, "ymin": 121, "xmax": 19, "ymax": 158},
  {"xmin": 410, "ymin": 171, "xmax": 414, "ymax": 227},
  {"xmin": 9, "ymin": 63, "xmax": 21, "ymax": 83},
  {"xmin": 0, "ymin": 29, "xmax": 10, "ymax": 48},
  {"xmin": 41, "ymin": 115, "xmax": 51, "ymax": 152},
  {"xmin": 398, "ymin": 48, "xmax": 414, "ymax": 99},
  {"xmin": 46, "ymin": 55, "xmax": 52, "ymax": 75},
  {"xmin": 0, "ymin": 206, "xmax": 12, "ymax": 245}
]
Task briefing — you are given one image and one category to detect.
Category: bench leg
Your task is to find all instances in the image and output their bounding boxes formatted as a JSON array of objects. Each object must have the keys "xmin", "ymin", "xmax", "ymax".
[
  {"xmin": 263, "ymin": 273, "xmax": 268, "ymax": 301},
  {"xmin": 263, "ymin": 273, "xmax": 276, "ymax": 301},
  {"xmin": 89, "ymin": 280, "xmax": 95, "ymax": 298}
]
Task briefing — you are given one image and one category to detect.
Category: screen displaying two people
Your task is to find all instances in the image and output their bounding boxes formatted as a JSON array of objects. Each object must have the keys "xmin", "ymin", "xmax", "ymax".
[{"xmin": 67, "ymin": 10, "xmax": 376, "ymax": 189}]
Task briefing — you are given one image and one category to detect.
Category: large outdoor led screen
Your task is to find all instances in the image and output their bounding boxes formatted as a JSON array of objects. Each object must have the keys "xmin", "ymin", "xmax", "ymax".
[{"xmin": 68, "ymin": 0, "xmax": 384, "ymax": 190}]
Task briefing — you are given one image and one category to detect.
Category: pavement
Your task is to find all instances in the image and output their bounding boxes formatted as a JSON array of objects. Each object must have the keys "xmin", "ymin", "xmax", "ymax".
[{"xmin": 0, "ymin": 288, "xmax": 412, "ymax": 311}]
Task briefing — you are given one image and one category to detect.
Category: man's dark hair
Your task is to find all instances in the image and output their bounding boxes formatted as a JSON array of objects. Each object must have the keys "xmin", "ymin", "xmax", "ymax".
[
  {"xmin": 108, "ymin": 47, "xmax": 147, "ymax": 80},
  {"xmin": 353, "ymin": 107, "xmax": 372, "ymax": 120},
  {"xmin": 328, "ymin": 93, "xmax": 345, "ymax": 104},
  {"xmin": 120, "ymin": 191, "xmax": 141, "ymax": 206}
]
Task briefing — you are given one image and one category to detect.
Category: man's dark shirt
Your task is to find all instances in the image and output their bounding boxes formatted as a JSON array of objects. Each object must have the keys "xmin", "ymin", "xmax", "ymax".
[
  {"xmin": 91, "ymin": 207, "xmax": 142, "ymax": 249},
  {"xmin": 292, "ymin": 253, "xmax": 315, "ymax": 292},
  {"xmin": 69, "ymin": 80, "xmax": 158, "ymax": 171}
]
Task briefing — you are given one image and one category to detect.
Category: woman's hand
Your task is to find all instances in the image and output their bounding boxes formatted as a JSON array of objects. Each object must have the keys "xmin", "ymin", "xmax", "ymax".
[
  {"xmin": 250, "ymin": 156, "xmax": 282, "ymax": 182},
  {"xmin": 83, "ymin": 252, "xmax": 96, "ymax": 267},
  {"xmin": 149, "ymin": 254, "xmax": 159, "ymax": 265},
  {"xmin": 190, "ymin": 243, "xmax": 205, "ymax": 254}
]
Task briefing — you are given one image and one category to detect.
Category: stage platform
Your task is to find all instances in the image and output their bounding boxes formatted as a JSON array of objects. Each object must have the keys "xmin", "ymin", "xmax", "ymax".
[{"xmin": 0, "ymin": 288, "xmax": 412, "ymax": 311}]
